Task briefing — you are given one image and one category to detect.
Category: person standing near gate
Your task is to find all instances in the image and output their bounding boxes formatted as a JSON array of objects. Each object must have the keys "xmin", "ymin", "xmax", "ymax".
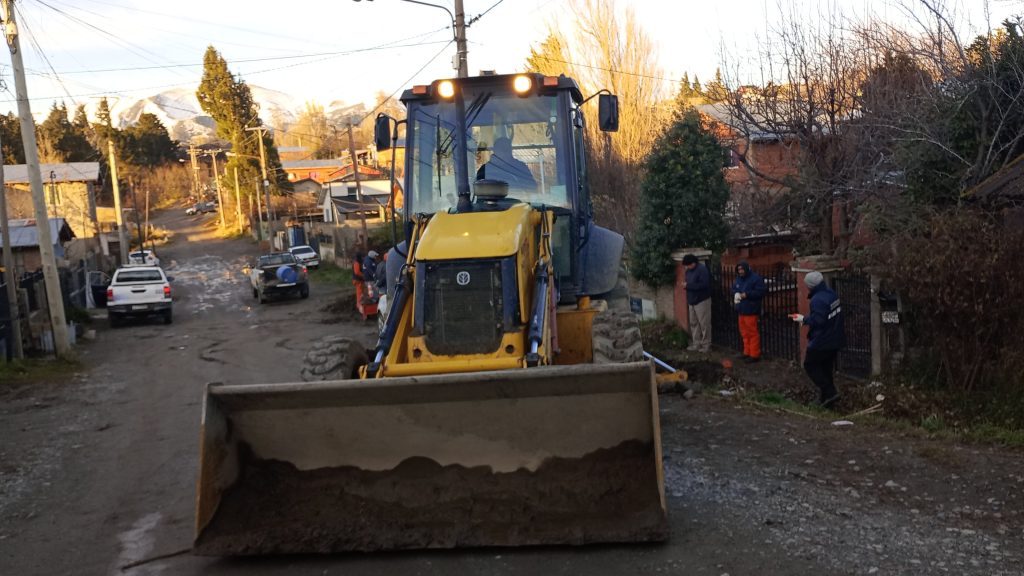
[
  {"xmin": 732, "ymin": 261, "xmax": 766, "ymax": 362},
  {"xmin": 682, "ymin": 254, "xmax": 712, "ymax": 353},
  {"xmin": 790, "ymin": 271, "xmax": 845, "ymax": 409}
]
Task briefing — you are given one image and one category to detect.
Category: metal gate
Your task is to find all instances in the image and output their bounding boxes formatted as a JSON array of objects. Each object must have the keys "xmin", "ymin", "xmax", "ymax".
[
  {"xmin": 833, "ymin": 273, "xmax": 871, "ymax": 378},
  {"xmin": 711, "ymin": 264, "xmax": 800, "ymax": 362}
]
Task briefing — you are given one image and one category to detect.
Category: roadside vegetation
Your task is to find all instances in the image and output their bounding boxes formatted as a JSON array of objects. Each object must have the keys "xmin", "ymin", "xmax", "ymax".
[
  {"xmin": 641, "ymin": 320, "xmax": 1024, "ymax": 448},
  {"xmin": 0, "ymin": 357, "xmax": 81, "ymax": 388},
  {"xmin": 310, "ymin": 262, "xmax": 352, "ymax": 287}
]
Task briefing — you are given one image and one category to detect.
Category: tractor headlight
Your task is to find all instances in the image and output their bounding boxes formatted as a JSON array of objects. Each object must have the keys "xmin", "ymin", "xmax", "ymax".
[
  {"xmin": 513, "ymin": 75, "xmax": 533, "ymax": 95},
  {"xmin": 437, "ymin": 80, "xmax": 456, "ymax": 99}
]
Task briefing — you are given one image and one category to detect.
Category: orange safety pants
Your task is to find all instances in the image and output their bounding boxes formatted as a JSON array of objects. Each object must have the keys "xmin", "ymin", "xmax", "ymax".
[{"xmin": 738, "ymin": 314, "xmax": 761, "ymax": 359}]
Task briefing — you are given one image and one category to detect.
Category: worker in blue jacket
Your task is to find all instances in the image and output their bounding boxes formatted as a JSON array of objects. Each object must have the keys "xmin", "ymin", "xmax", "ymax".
[
  {"xmin": 791, "ymin": 271, "xmax": 845, "ymax": 408},
  {"xmin": 731, "ymin": 261, "xmax": 766, "ymax": 362}
]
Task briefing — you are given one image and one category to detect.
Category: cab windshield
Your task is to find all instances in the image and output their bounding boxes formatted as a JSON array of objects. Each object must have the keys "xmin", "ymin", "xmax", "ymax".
[{"xmin": 407, "ymin": 90, "xmax": 569, "ymax": 214}]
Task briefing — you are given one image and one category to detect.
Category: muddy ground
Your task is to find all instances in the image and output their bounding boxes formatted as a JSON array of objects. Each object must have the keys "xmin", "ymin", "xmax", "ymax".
[{"xmin": 0, "ymin": 208, "xmax": 1022, "ymax": 576}]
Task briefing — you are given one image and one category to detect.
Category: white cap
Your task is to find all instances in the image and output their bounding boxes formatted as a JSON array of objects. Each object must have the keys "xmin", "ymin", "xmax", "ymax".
[
  {"xmin": 368, "ymin": 250, "xmax": 379, "ymax": 258},
  {"xmin": 805, "ymin": 271, "xmax": 824, "ymax": 289}
]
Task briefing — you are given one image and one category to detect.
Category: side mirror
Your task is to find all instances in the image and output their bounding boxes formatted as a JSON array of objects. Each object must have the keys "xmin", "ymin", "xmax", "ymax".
[
  {"xmin": 598, "ymin": 94, "xmax": 619, "ymax": 132},
  {"xmin": 375, "ymin": 115, "xmax": 392, "ymax": 151}
]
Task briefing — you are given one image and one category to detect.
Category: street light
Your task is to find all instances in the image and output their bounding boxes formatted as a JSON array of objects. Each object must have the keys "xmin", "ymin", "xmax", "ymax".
[{"xmin": 353, "ymin": 0, "xmax": 467, "ymax": 77}]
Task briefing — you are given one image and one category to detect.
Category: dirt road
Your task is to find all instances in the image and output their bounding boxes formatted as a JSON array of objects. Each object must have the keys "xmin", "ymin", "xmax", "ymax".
[{"xmin": 1, "ymin": 210, "xmax": 1022, "ymax": 576}]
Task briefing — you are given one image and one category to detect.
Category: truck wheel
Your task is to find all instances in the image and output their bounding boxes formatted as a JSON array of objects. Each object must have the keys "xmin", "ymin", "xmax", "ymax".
[
  {"xmin": 163, "ymin": 309, "xmax": 173, "ymax": 325},
  {"xmin": 591, "ymin": 307, "xmax": 644, "ymax": 364},
  {"xmin": 299, "ymin": 284, "xmax": 309, "ymax": 299},
  {"xmin": 109, "ymin": 314, "xmax": 121, "ymax": 329},
  {"xmin": 301, "ymin": 336, "xmax": 369, "ymax": 382}
]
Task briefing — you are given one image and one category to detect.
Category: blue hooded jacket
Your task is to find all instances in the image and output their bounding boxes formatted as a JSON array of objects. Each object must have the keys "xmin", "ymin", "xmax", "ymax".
[
  {"xmin": 731, "ymin": 261, "xmax": 766, "ymax": 316},
  {"xmin": 804, "ymin": 282, "xmax": 845, "ymax": 350}
]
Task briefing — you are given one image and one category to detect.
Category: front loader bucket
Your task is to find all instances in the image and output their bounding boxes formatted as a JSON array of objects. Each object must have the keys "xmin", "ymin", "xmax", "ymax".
[{"xmin": 194, "ymin": 362, "xmax": 667, "ymax": 555}]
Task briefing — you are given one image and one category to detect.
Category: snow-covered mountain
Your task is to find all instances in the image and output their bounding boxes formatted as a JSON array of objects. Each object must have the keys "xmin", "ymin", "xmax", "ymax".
[{"xmin": 83, "ymin": 85, "xmax": 356, "ymax": 144}]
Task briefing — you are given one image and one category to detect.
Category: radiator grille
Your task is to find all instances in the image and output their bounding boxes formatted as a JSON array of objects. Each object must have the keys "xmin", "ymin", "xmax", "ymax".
[{"xmin": 422, "ymin": 260, "xmax": 505, "ymax": 355}]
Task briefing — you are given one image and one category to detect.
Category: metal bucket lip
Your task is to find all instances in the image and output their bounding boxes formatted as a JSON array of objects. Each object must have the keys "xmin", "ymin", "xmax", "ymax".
[{"xmin": 206, "ymin": 361, "xmax": 655, "ymax": 410}]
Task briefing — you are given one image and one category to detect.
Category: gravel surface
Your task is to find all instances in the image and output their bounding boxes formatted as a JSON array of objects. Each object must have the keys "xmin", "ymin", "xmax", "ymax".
[{"xmin": 1, "ymin": 209, "xmax": 1022, "ymax": 575}]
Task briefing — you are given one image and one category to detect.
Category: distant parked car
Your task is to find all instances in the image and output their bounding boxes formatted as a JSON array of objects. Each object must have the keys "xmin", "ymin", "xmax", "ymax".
[
  {"xmin": 126, "ymin": 249, "xmax": 160, "ymax": 267},
  {"xmin": 288, "ymin": 245, "xmax": 320, "ymax": 269},
  {"xmin": 187, "ymin": 201, "xmax": 216, "ymax": 215}
]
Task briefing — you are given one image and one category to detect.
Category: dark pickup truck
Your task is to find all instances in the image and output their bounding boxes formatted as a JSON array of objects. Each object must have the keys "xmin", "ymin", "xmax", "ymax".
[{"xmin": 248, "ymin": 252, "xmax": 309, "ymax": 303}]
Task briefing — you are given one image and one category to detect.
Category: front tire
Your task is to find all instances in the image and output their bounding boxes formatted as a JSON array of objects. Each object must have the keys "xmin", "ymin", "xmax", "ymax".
[
  {"xmin": 300, "ymin": 336, "xmax": 369, "ymax": 381},
  {"xmin": 591, "ymin": 307, "xmax": 644, "ymax": 364}
]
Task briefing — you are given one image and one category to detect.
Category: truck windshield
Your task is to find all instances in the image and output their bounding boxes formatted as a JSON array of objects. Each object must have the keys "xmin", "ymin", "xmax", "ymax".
[{"xmin": 407, "ymin": 90, "xmax": 569, "ymax": 215}]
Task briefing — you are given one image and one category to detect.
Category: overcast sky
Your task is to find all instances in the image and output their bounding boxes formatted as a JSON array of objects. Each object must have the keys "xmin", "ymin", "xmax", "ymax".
[{"xmin": 0, "ymin": 0, "xmax": 1017, "ymax": 118}]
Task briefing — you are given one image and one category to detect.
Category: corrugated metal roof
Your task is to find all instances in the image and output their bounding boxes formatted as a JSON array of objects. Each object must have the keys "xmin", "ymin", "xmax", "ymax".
[
  {"xmin": 281, "ymin": 159, "xmax": 345, "ymax": 169},
  {"xmin": 3, "ymin": 162, "xmax": 101, "ymax": 184},
  {"xmin": 0, "ymin": 217, "xmax": 74, "ymax": 248}
]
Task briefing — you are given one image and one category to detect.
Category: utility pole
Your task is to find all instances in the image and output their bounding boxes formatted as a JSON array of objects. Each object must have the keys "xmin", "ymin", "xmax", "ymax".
[
  {"xmin": 206, "ymin": 150, "xmax": 226, "ymax": 229},
  {"xmin": 108, "ymin": 140, "xmax": 129, "ymax": 265},
  {"xmin": 2, "ymin": 0, "xmax": 69, "ymax": 356},
  {"xmin": 253, "ymin": 181, "xmax": 263, "ymax": 242},
  {"xmin": 144, "ymin": 187, "xmax": 151, "ymax": 248},
  {"xmin": 233, "ymin": 167, "xmax": 243, "ymax": 234},
  {"xmin": 245, "ymin": 126, "xmax": 274, "ymax": 240},
  {"xmin": 454, "ymin": 0, "xmax": 468, "ymax": 77},
  {"xmin": 128, "ymin": 176, "xmax": 143, "ymax": 251},
  {"xmin": 0, "ymin": 135, "xmax": 24, "ymax": 359},
  {"xmin": 188, "ymin": 143, "xmax": 200, "ymax": 200},
  {"xmin": 346, "ymin": 118, "xmax": 369, "ymax": 245}
]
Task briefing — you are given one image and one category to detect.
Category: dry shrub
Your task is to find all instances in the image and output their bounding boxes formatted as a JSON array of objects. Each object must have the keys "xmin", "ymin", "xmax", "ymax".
[{"xmin": 884, "ymin": 209, "xmax": 1024, "ymax": 395}]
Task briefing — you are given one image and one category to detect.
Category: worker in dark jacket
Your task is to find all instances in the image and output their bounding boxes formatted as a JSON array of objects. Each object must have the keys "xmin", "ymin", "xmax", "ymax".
[
  {"xmin": 791, "ymin": 271, "xmax": 845, "ymax": 408},
  {"xmin": 682, "ymin": 254, "xmax": 712, "ymax": 353},
  {"xmin": 731, "ymin": 261, "xmax": 766, "ymax": 362}
]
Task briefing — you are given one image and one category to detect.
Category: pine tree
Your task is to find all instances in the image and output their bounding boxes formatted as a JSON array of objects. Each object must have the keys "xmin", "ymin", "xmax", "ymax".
[
  {"xmin": 123, "ymin": 113, "xmax": 178, "ymax": 166},
  {"xmin": 38, "ymin": 102, "xmax": 94, "ymax": 162},
  {"xmin": 630, "ymin": 109, "xmax": 730, "ymax": 286},
  {"xmin": 0, "ymin": 112, "xmax": 25, "ymax": 164},
  {"xmin": 703, "ymin": 68, "xmax": 728, "ymax": 102},
  {"xmin": 197, "ymin": 45, "xmax": 288, "ymax": 191}
]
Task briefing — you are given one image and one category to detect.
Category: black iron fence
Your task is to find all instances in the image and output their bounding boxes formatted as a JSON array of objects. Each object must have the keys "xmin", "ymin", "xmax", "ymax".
[
  {"xmin": 711, "ymin": 264, "xmax": 800, "ymax": 362},
  {"xmin": 833, "ymin": 273, "xmax": 872, "ymax": 378}
]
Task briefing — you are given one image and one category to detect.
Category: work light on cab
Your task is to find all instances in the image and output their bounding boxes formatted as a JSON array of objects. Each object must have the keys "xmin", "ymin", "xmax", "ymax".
[
  {"xmin": 513, "ymin": 74, "xmax": 532, "ymax": 95},
  {"xmin": 437, "ymin": 80, "xmax": 456, "ymax": 99}
]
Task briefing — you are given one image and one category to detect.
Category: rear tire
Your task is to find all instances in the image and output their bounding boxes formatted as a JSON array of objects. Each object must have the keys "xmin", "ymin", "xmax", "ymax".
[
  {"xmin": 299, "ymin": 283, "xmax": 309, "ymax": 299},
  {"xmin": 109, "ymin": 314, "xmax": 121, "ymax": 329},
  {"xmin": 163, "ymin": 309, "xmax": 173, "ymax": 325},
  {"xmin": 591, "ymin": 307, "xmax": 644, "ymax": 364},
  {"xmin": 301, "ymin": 335, "xmax": 369, "ymax": 382}
]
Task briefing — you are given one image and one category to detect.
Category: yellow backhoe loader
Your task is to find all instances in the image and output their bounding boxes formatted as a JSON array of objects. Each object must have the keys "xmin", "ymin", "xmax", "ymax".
[{"xmin": 194, "ymin": 73, "xmax": 668, "ymax": 555}]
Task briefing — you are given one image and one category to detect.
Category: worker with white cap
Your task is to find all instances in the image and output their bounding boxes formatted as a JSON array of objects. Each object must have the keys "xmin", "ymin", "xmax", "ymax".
[{"xmin": 790, "ymin": 271, "xmax": 845, "ymax": 409}]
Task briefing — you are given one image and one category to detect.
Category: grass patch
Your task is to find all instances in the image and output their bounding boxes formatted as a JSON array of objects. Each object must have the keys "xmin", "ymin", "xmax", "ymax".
[
  {"xmin": 310, "ymin": 262, "xmax": 352, "ymax": 287},
  {"xmin": 0, "ymin": 356, "xmax": 82, "ymax": 386},
  {"xmin": 746, "ymin": 390, "xmax": 828, "ymax": 418}
]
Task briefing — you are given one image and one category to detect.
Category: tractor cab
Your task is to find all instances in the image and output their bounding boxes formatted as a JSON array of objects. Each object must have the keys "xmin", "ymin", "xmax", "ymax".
[{"xmin": 377, "ymin": 73, "xmax": 621, "ymax": 303}]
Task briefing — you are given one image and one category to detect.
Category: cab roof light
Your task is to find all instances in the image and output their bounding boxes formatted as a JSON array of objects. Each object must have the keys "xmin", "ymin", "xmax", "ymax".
[
  {"xmin": 542, "ymin": 76, "xmax": 559, "ymax": 87},
  {"xmin": 437, "ymin": 80, "xmax": 456, "ymax": 99},
  {"xmin": 513, "ymin": 75, "xmax": 533, "ymax": 95},
  {"xmin": 412, "ymin": 85, "xmax": 429, "ymax": 95}
]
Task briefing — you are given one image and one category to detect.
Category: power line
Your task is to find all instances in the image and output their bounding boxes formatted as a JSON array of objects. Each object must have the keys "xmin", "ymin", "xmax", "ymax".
[{"xmin": 467, "ymin": 0, "xmax": 505, "ymax": 26}]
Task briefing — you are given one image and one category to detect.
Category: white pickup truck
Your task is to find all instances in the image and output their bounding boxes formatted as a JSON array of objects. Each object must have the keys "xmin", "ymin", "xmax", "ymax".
[{"xmin": 106, "ymin": 266, "xmax": 173, "ymax": 327}]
